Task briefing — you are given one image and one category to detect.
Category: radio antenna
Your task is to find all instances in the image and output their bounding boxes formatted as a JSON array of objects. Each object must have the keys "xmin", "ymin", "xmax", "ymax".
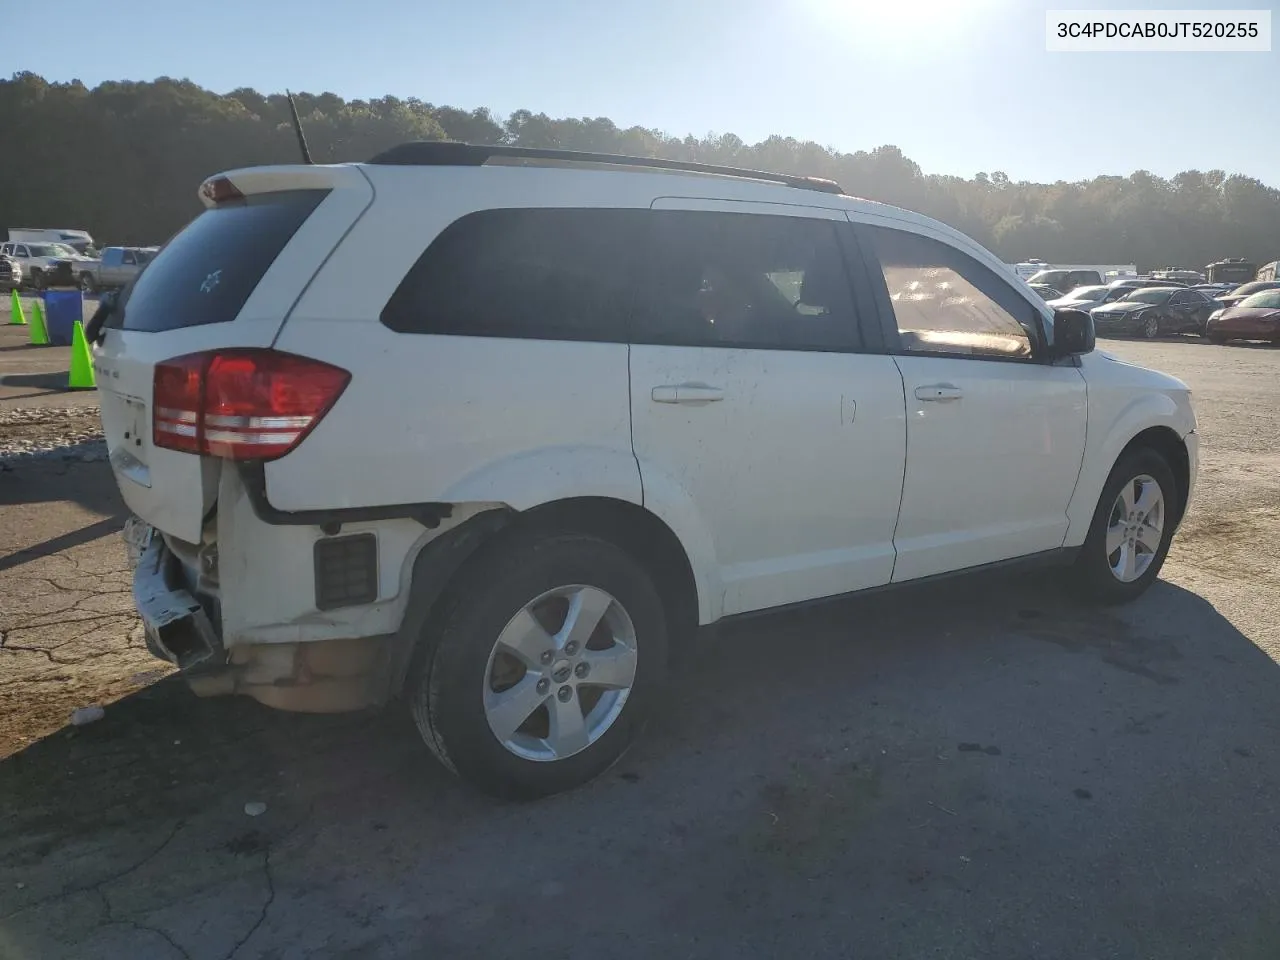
[{"xmin": 285, "ymin": 90, "xmax": 314, "ymax": 164}]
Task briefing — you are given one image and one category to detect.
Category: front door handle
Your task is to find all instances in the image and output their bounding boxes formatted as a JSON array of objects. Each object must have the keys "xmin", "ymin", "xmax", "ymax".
[
  {"xmin": 652, "ymin": 384, "xmax": 724, "ymax": 404},
  {"xmin": 914, "ymin": 383, "xmax": 963, "ymax": 402}
]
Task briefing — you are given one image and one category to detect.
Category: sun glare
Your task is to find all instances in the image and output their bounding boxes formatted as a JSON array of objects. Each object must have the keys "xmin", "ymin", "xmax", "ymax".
[{"xmin": 801, "ymin": 0, "xmax": 1004, "ymax": 37}]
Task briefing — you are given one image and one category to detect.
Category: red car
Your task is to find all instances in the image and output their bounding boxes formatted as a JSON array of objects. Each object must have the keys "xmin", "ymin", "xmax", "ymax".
[{"xmin": 1206, "ymin": 289, "xmax": 1280, "ymax": 344}]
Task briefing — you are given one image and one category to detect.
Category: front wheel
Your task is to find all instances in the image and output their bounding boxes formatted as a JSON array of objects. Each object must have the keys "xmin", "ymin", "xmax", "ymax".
[
  {"xmin": 80, "ymin": 273, "xmax": 96, "ymax": 294},
  {"xmin": 27, "ymin": 268, "xmax": 45, "ymax": 292},
  {"xmin": 1073, "ymin": 448, "xmax": 1178, "ymax": 604},
  {"xmin": 411, "ymin": 530, "xmax": 669, "ymax": 799},
  {"xmin": 1141, "ymin": 314, "xmax": 1160, "ymax": 339}
]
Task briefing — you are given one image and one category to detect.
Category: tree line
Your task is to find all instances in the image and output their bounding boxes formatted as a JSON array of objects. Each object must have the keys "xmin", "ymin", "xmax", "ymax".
[{"xmin": 3, "ymin": 72, "xmax": 1279, "ymax": 272}]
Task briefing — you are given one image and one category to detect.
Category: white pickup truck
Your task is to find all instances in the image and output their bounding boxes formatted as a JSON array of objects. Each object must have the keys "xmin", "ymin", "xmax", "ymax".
[{"xmin": 0, "ymin": 240, "xmax": 97, "ymax": 290}]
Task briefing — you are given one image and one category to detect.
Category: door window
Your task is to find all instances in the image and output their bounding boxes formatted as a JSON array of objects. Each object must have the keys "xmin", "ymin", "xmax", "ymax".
[
  {"xmin": 637, "ymin": 211, "xmax": 860, "ymax": 351},
  {"xmin": 863, "ymin": 226, "xmax": 1036, "ymax": 360}
]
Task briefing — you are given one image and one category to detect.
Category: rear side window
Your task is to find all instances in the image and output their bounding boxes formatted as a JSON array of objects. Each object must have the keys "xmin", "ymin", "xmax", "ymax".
[
  {"xmin": 637, "ymin": 211, "xmax": 859, "ymax": 351},
  {"xmin": 381, "ymin": 208, "xmax": 647, "ymax": 342},
  {"xmin": 118, "ymin": 190, "xmax": 327, "ymax": 333}
]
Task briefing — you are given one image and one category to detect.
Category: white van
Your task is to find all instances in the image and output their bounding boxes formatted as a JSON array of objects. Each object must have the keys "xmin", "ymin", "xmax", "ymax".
[{"xmin": 8, "ymin": 227, "xmax": 97, "ymax": 255}]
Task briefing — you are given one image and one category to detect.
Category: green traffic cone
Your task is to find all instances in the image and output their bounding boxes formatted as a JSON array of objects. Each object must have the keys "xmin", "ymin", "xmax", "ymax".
[
  {"xmin": 68, "ymin": 321, "xmax": 96, "ymax": 390},
  {"xmin": 28, "ymin": 298, "xmax": 49, "ymax": 345},
  {"xmin": 8, "ymin": 289, "xmax": 26, "ymax": 325}
]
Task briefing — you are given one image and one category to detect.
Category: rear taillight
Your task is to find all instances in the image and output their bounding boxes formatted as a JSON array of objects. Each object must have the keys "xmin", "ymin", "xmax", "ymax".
[{"xmin": 153, "ymin": 350, "xmax": 350, "ymax": 461}]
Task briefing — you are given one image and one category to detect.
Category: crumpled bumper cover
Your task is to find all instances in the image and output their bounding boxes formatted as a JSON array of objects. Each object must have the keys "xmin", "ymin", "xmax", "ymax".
[{"xmin": 132, "ymin": 530, "xmax": 221, "ymax": 671}]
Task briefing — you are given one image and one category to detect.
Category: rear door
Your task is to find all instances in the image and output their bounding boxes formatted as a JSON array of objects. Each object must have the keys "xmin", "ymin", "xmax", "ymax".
[
  {"xmin": 628, "ymin": 200, "xmax": 906, "ymax": 617},
  {"xmin": 95, "ymin": 166, "xmax": 373, "ymax": 542}
]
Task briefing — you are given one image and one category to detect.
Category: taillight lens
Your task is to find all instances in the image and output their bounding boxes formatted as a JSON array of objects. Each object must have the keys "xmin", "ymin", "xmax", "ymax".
[
  {"xmin": 153, "ymin": 350, "xmax": 350, "ymax": 461},
  {"xmin": 200, "ymin": 176, "xmax": 245, "ymax": 206}
]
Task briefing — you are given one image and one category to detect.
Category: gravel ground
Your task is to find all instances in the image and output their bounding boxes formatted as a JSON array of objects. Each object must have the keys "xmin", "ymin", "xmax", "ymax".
[{"xmin": 0, "ymin": 406, "xmax": 107, "ymax": 470}]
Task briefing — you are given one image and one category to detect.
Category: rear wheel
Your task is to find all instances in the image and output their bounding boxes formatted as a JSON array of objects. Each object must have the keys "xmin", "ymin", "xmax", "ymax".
[
  {"xmin": 1073, "ymin": 448, "xmax": 1178, "ymax": 604},
  {"xmin": 411, "ymin": 531, "xmax": 668, "ymax": 799}
]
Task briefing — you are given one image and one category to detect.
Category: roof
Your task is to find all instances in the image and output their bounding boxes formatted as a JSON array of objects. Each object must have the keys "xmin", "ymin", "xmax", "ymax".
[{"xmin": 364, "ymin": 141, "xmax": 845, "ymax": 196}]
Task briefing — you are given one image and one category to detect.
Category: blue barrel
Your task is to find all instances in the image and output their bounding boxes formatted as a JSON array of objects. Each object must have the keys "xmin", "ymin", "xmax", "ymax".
[{"xmin": 42, "ymin": 290, "xmax": 83, "ymax": 346}]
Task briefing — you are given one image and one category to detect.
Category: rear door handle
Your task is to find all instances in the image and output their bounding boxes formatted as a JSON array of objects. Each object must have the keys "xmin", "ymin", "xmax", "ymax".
[
  {"xmin": 914, "ymin": 383, "xmax": 963, "ymax": 402},
  {"xmin": 651, "ymin": 384, "xmax": 724, "ymax": 404}
]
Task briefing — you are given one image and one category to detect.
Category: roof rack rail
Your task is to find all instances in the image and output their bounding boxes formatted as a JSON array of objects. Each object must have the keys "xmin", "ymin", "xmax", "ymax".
[{"xmin": 364, "ymin": 141, "xmax": 845, "ymax": 195}]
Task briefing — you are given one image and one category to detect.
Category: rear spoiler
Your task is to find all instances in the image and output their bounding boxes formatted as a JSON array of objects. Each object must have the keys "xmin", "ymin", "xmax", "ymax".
[{"xmin": 197, "ymin": 165, "xmax": 362, "ymax": 209}]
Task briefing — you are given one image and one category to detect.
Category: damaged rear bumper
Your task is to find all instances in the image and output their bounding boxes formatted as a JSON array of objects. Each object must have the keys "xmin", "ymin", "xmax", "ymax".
[
  {"xmin": 133, "ymin": 528, "xmax": 222, "ymax": 671},
  {"xmin": 131, "ymin": 522, "xmax": 390, "ymax": 714}
]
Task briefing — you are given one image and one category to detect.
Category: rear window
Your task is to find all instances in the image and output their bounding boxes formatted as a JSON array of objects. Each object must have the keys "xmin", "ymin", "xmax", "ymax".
[{"xmin": 118, "ymin": 190, "xmax": 327, "ymax": 333}]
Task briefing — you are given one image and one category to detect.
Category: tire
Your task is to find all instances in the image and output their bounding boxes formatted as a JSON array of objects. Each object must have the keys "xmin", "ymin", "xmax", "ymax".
[
  {"xmin": 1141, "ymin": 314, "xmax": 1160, "ymax": 339},
  {"xmin": 80, "ymin": 273, "xmax": 96, "ymax": 294},
  {"xmin": 1072, "ymin": 447, "xmax": 1178, "ymax": 604},
  {"xmin": 410, "ymin": 530, "xmax": 669, "ymax": 799},
  {"xmin": 27, "ymin": 268, "xmax": 44, "ymax": 292}
]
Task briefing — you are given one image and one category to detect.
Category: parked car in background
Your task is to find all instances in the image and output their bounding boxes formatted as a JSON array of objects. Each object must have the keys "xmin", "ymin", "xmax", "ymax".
[
  {"xmin": 8, "ymin": 227, "xmax": 97, "ymax": 257},
  {"xmin": 0, "ymin": 254, "xmax": 21, "ymax": 292},
  {"xmin": 1256, "ymin": 260, "xmax": 1279, "ymax": 282},
  {"xmin": 78, "ymin": 246, "xmax": 158, "ymax": 293},
  {"xmin": 1047, "ymin": 284, "xmax": 1133, "ymax": 311},
  {"xmin": 1028, "ymin": 268, "xmax": 1103, "ymax": 292},
  {"xmin": 0, "ymin": 240, "xmax": 95, "ymax": 290},
  {"xmin": 1206, "ymin": 290, "xmax": 1280, "ymax": 344},
  {"xmin": 1028, "ymin": 283, "xmax": 1062, "ymax": 300},
  {"xmin": 1091, "ymin": 286, "xmax": 1217, "ymax": 338},
  {"xmin": 94, "ymin": 144, "xmax": 1198, "ymax": 798},
  {"xmin": 1190, "ymin": 283, "xmax": 1233, "ymax": 298},
  {"xmin": 1212, "ymin": 280, "xmax": 1280, "ymax": 309}
]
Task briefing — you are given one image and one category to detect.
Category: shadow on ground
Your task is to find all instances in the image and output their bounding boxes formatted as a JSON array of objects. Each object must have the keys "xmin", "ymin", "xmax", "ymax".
[{"xmin": 3, "ymin": 573, "xmax": 1280, "ymax": 959}]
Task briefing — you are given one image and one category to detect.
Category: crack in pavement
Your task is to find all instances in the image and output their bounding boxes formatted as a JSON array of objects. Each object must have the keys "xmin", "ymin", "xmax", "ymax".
[
  {"xmin": 97, "ymin": 890, "xmax": 193, "ymax": 960},
  {"xmin": 0, "ymin": 820, "xmax": 186, "ymax": 924},
  {"xmin": 223, "ymin": 847, "xmax": 276, "ymax": 960}
]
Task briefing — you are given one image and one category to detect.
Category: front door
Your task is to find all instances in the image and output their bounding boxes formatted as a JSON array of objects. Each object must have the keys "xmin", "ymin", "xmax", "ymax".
[
  {"xmin": 628, "ymin": 200, "xmax": 907, "ymax": 618},
  {"xmin": 855, "ymin": 220, "xmax": 1088, "ymax": 583}
]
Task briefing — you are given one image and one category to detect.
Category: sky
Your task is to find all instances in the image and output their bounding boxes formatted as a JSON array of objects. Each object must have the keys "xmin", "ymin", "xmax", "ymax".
[{"xmin": 8, "ymin": 0, "xmax": 1279, "ymax": 186}]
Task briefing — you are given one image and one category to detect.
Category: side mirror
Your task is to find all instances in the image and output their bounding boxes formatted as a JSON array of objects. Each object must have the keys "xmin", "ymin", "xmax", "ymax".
[{"xmin": 1052, "ymin": 308, "xmax": 1095, "ymax": 358}]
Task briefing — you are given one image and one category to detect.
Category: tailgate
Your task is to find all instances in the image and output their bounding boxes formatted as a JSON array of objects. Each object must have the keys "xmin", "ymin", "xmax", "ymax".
[{"xmin": 97, "ymin": 165, "xmax": 373, "ymax": 543}]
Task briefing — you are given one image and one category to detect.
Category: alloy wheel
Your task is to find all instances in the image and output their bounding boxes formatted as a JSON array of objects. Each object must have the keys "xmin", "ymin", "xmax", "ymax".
[
  {"xmin": 482, "ymin": 584, "xmax": 638, "ymax": 762},
  {"xmin": 1105, "ymin": 474, "xmax": 1164, "ymax": 583}
]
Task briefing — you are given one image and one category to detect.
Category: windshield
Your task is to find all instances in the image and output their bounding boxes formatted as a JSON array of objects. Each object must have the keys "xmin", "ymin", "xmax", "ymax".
[
  {"xmin": 1239, "ymin": 291, "xmax": 1280, "ymax": 310},
  {"xmin": 1064, "ymin": 285, "xmax": 1108, "ymax": 299},
  {"xmin": 1122, "ymin": 288, "xmax": 1176, "ymax": 305},
  {"xmin": 28, "ymin": 243, "xmax": 72, "ymax": 257},
  {"xmin": 1227, "ymin": 282, "xmax": 1279, "ymax": 297}
]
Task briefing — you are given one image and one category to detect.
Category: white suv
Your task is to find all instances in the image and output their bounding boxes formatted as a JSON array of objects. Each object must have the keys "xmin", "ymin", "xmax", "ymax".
[{"xmin": 95, "ymin": 143, "xmax": 1198, "ymax": 798}]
